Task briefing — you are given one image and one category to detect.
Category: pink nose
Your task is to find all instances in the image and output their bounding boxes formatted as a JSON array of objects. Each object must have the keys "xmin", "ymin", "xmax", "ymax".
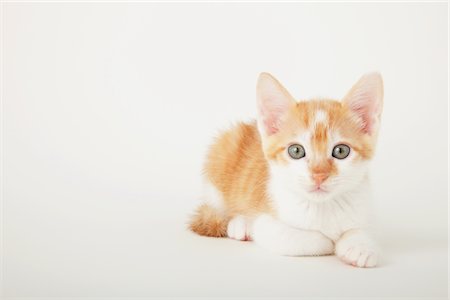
[{"xmin": 312, "ymin": 173, "xmax": 329, "ymax": 185}]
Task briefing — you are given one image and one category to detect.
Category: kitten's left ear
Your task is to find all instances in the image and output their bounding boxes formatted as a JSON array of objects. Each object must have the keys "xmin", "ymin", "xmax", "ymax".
[{"xmin": 343, "ymin": 72, "xmax": 384, "ymax": 135}]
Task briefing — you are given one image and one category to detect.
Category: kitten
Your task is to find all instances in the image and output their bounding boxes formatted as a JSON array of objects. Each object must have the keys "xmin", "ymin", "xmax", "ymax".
[{"xmin": 189, "ymin": 72, "xmax": 383, "ymax": 268}]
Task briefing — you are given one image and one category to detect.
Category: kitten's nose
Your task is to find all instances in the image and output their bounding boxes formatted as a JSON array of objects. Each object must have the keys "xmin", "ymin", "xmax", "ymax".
[{"xmin": 312, "ymin": 173, "xmax": 329, "ymax": 185}]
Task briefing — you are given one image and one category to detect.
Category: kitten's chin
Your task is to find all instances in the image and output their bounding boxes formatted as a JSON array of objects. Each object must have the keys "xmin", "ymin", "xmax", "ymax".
[
  {"xmin": 305, "ymin": 192, "xmax": 333, "ymax": 202},
  {"xmin": 309, "ymin": 186, "xmax": 329, "ymax": 194},
  {"xmin": 300, "ymin": 185, "xmax": 339, "ymax": 202}
]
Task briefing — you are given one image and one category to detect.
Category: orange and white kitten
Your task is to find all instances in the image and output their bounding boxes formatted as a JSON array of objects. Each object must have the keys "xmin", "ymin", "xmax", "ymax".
[{"xmin": 189, "ymin": 72, "xmax": 383, "ymax": 268}]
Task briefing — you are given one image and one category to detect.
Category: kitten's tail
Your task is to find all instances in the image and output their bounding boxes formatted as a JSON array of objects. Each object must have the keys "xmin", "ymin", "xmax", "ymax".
[{"xmin": 188, "ymin": 204, "xmax": 229, "ymax": 237}]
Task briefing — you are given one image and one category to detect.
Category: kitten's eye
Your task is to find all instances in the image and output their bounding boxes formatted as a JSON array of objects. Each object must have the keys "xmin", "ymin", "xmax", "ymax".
[
  {"xmin": 332, "ymin": 144, "xmax": 351, "ymax": 159},
  {"xmin": 288, "ymin": 144, "xmax": 305, "ymax": 159}
]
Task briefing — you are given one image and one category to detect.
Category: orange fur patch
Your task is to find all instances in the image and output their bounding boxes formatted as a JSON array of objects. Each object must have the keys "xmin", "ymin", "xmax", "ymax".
[
  {"xmin": 204, "ymin": 122, "xmax": 273, "ymax": 217},
  {"xmin": 189, "ymin": 204, "xmax": 229, "ymax": 237}
]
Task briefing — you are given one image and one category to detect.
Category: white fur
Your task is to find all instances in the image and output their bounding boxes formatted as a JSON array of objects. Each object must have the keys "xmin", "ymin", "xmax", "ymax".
[
  {"xmin": 314, "ymin": 109, "xmax": 328, "ymax": 125},
  {"xmin": 201, "ymin": 180, "xmax": 224, "ymax": 210},
  {"xmin": 268, "ymin": 162, "xmax": 370, "ymax": 241},
  {"xmin": 227, "ymin": 215, "xmax": 252, "ymax": 241},
  {"xmin": 335, "ymin": 229, "xmax": 378, "ymax": 267}
]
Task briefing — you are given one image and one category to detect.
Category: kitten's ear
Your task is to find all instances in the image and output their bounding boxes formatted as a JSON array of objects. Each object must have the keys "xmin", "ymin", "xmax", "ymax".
[
  {"xmin": 343, "ymin": 72, "xmax": 384, "ymax": 135},
  {"xmin": 256, "ymin": 73, "xmax": 296, "ymax": 136}
]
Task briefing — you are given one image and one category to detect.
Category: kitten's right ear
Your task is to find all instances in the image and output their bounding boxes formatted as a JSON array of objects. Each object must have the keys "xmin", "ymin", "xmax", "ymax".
[{"xmin": 256, "ymin": 73, "xmax": 295, "ymax": 136}]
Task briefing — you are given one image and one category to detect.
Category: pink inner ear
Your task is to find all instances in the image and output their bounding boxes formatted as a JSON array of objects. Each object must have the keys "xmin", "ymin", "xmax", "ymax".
[
  {"xmin": 347, "ymin": 87, "xmax": 382, "ymax": 135},
  {"xmin": 259, "ymin": 102, "xmax": 288, "ymax": 135},
  {"xmin": 264, "ymin": 116, "xmax": 279, "ymax": 135},
  {"xmin": 349, "ymin": 94, "xmax": 374, "ymax": 134}
]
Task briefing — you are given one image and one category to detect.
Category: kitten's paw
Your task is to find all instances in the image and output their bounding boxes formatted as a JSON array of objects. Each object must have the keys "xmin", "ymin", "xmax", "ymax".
[
  {"xmin": 227, "ymin": 216, "xmax": 252, "ymax": 241},
  {"xmin": 336, "ymin": 231, "xmax": 379, "ymax": 268}
]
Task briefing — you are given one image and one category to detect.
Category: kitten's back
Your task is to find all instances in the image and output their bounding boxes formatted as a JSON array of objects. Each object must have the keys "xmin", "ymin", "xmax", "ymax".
[{"xmin": 189, "ymin": 122, "xmax": 272, "ymax": 237}]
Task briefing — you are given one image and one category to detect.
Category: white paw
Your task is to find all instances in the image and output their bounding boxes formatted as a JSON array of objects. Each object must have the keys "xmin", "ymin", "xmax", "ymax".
[
  {"xmin": 336, "ymin": 232, "xmax": 379, "ymax": 268},
  {"xmin": 227, "ymin": 216, "xmax": 252, "ymax": 241}
]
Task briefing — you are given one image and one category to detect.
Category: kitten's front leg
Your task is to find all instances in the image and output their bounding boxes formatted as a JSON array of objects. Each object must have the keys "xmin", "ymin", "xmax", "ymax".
[
  {"xmin": 252, "ymin": 214, "xmax": 334, "ymax": 256},
  {"xmin": 335, "ymin": 229, "xmax": 379, "ymax": 268}
]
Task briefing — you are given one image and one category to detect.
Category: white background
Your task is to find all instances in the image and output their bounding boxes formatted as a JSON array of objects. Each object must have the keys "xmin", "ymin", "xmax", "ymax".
[{"xmin": 2, "ymin": 2, "xmax": 448, "ymax": 298}]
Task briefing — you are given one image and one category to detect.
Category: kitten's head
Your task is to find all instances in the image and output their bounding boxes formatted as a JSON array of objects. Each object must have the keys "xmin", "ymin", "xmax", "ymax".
[{"xmin": 256, "ymin": 72, "xmax": 383, "ymax": 202}]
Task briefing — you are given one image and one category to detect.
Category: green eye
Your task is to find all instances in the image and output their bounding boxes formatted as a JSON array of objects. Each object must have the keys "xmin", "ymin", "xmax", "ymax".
[
  {"xmin": 288, "ymin": 144, "xmax": 305, "ymax": 159},
  {"xmin": 332, "ymin": 144, "xmax": 351, "ymax": 159}
]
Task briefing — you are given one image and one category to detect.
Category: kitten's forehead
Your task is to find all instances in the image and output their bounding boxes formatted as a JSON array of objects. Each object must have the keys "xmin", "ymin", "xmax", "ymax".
[
  {"xmin": 295, "ymin": 100, "xmax": 341, "ymax": 129},
  {"xmin": 311, "ymin": 109, "xmax": 332, "ymax": 153},
  {"xmin": 295, "ymin": 100, "xmax": 373, "ymax": 160},
  {"xmin": 311, "ymin": 122, "xmax": 329, "ymax": 154}
]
